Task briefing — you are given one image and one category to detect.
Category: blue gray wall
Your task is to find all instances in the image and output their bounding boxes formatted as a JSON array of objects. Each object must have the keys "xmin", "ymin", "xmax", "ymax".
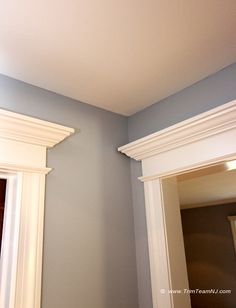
[
  {"xmin": 129, "ymin": 63, "xmax": 236, "ymax": 141},
  {"xmin": 0, "ymin": 75, "xmax": 138, "ymax": 308},
  {"xmin": 128, "ymin": 63, "xmax": 236, "ymax": 308},
  {"xmin": 1, "ymin": 62, "xmax": 236, "ymax": 308}
]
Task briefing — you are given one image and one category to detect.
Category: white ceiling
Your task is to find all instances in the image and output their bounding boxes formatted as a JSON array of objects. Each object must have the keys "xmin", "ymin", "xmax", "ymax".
[
  {"xmin": 178, "ymin": 169, "xmax": 236, "ymax": 209},
  {"xmin": 0, "ymin": 1, "xmax": 236, "ymax": 115}
]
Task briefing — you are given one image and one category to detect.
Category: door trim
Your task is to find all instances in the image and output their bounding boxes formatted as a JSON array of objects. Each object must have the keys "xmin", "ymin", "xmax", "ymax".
[
  {"xmin": 119, "ymin": 99, "xmax": 236, "ymax": 308},
  {"xmin": 0, "ymin": 108, "xmax": 74, "ymax": 308}
]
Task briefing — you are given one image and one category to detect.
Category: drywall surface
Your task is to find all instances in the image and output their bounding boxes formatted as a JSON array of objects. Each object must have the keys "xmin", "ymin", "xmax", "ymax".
[
  {"xmin": 129, "ymin": 63, "xmax": 236, "ymax": 141},
  {"xmin": 0, "ymin": 74, "xmax": 138, "ymax": 308},
  {"xmin": 128, "ymin": 63, "xmax": 236, "ymax": 308},
  {"xmin": 181, "ymin": 203, "xmax": 236, "ymax": 308}
]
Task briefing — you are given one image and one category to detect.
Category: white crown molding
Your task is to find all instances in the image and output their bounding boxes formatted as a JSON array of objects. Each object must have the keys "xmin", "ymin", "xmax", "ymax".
[
  {"xmin": 119, "ymin": 100, "xmax": 236, "ymax": 161},
  {"xmin": 119, "ymin": 99, "xmax": 236, "ymax": 308},
  {"xmin": 0, "ymin": 162, "xmax": 51, "ymax": 174},
  {"xmin": 0, "ymin": 108, "xmax": 75, "ymax": 308},
  {"xmin": 0, "ymin": 108, "xmax": 75, "ymax": 147}
]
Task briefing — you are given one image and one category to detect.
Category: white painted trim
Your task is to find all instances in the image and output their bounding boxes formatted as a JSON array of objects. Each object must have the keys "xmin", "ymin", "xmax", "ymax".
[
  {"xmin": 0, "ymin": 162, "xmax": 51, "ymax": 174},
  {"xmin": 119, "ymin": 100, "xmax": 236, "ymax": 160},
  {"xmin": 0, "ymin": 108, "xmax": 74, "ymax": 147},
  {"xmin": 118, "ymin": 100, "xmax": 236, "ymax": 308},
  {"xmin": 138, "ymin": 154, "xmax": 236, "ymax": 182},
  {"xmin": 143, "ymin": 179, "xmax": 173, "ymax": 308},
  {"xmin": 0, "ymin": 109, "xmax": 75, "ymax": 308}
]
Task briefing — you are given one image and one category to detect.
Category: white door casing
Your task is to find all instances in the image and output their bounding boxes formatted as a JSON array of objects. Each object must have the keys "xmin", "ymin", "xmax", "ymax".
[
  {"xmin": 119, "ymin": 99, "xmax": 236, "ymax": 308},
  {"xmin": 0, "ymin": 109, "xmax": 74, "ymax": 308}
]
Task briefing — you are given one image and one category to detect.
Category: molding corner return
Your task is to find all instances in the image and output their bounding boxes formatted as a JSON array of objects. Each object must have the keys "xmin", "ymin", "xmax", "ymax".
[{"xmin": 119, "ymin": 100, "xmax": 236, "ymax": 161}]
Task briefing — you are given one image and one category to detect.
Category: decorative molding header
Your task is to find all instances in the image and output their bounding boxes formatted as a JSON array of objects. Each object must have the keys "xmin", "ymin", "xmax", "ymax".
[
  {"xmin": 118, "ymin": 100, "xmax": 236, "ymax": 161},
  {"xmin": 0, "ymin": 162, "xmax": 51, "ymax": 174},
  {"xmin": 0, "ymin": 109, "xmax": 75, "ymax": 308},
  {"xmin": 0, "ymin": 108, "xmax": 75, "ymax": 147}
]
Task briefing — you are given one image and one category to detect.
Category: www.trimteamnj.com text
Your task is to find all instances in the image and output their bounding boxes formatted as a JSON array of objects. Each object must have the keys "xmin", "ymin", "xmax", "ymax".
[{"xmin": 160, "ymin": 289, "xmax": 231, "ymax": 295}]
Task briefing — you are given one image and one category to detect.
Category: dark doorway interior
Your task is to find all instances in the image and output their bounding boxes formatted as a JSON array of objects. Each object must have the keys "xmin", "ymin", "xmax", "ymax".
[
  {"xmin": 0, "ymin": 179, "xmax": 7, "ymax": 254},
  {"xmin": 181, "ymin": 204, "xmax": 236, "ymax": 308}
]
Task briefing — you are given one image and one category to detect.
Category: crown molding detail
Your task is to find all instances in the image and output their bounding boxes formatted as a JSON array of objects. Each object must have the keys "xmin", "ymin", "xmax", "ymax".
[
  {"xmin": 119, "ymin": 100, "xmax": 236, "ymax": 161},
  {"xmin": 0, "ymin": 162, "xmax": 51, "ymax": 174},
  {"xmin": 118, "ymin": 99, "xmax": 236, "ymax": 308},
  {"xmin": 0, "ymin": 108, "xmax": 75, "ymax": 308},
  {"xmin": 0, "ymin": 108, "xmax": 74, "ymax": 147}
]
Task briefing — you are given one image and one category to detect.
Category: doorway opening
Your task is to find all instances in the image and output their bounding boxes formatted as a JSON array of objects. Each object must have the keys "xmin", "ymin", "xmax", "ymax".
[
  {"xmin": 0, "ymin": 179, "xmax": 7, "ymax": 255},
  {"xmin": 118, "ymin": 99, "xmax": 236, "ymax": 308},
  {"xmin": 177, "ymin": 163, "xmax": 236, "ymax": 307}
]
